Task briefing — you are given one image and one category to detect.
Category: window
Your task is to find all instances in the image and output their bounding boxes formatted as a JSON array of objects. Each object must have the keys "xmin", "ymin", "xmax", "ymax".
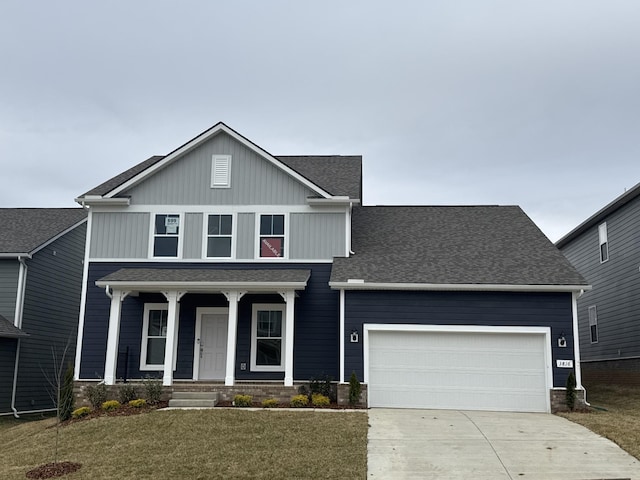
[
  {"xmin": 211, "ymin": 155, "xmax": 232, "ymax": 188},
  {"xmin": 588, "ymin": 305, "xmax": 598, "ymax": 343},
  {"xmin": 141, "ymin": 304, "xmax": 167, "ymax": 369},
  {"xmin": 251, "ymin": 304, "xmax": 286, "ymax": 371},
  {"xmin": 598, "ymin": 222, "xmax": 609, "ymax": 263},
  {"xmin": 259, "ymin": 214, "xmax": 285, "ymax": 258},
  {"xmin": 206, "ymin": 214, "xmax": 232, "ymax": 258},
  {"xmin": 153, "ymin": 214, "xmax": 180, "ymax": 257}
]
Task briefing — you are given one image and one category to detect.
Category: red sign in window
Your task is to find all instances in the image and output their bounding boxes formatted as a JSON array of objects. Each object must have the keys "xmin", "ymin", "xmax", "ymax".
[{"xmin": 261, "ymin": 238, "xmax": 282, "ymax": 257}]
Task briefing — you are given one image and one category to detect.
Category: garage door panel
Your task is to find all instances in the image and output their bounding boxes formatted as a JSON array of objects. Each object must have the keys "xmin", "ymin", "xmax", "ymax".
[{"xmin": 368, "ymin": 330, "xmax": 549, "ymax": 412}]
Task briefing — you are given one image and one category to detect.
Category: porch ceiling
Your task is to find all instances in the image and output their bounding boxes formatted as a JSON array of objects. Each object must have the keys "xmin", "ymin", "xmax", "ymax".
[{"xmin": 95, "ymin": 268, "xmax": 311, "ymax": 293}]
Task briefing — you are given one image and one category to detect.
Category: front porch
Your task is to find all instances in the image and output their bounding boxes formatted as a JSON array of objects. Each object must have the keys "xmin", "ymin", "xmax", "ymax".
[{"xmin": 94, "ymin": 268, "xmax": 311, "ymax": 388}]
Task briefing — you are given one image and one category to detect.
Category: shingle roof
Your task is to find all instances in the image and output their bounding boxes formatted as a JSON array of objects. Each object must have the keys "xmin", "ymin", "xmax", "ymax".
[
  {"xmin": 0, "ymin": 314, "xmax": 28, "ymax": 338},
  {"xmin": 96, "ymin": 268, "xmax": 311, "ymax": 285},
  {"xmin": 80, "ymin": 155, "xmax": 165, "ymax": 197},
  {"xmin": 277, "ymin": 156, "xmax": 362, "ymax": 199},
  {"xmin": 330, "ymin": 206, "xmax": 588, "ymax": 286},
  {"xmin": 0, "ymin": 208, "xmax": 87, "ymax": 255}
]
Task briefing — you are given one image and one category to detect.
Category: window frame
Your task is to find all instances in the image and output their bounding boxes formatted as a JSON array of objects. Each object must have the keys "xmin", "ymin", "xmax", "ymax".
[
  {"xmin": 140, "ymin": 303, "xmax": 179, "ymax": 371},
  {"xmin": 203, "ymin": 213, "xmax": 235, "ymax": 259},
  {"xmin": 150, "ymin": 213, "xmax": 183, "ymax": 259},
  {"xmin": 250, "ymin": 303, "xmax": 286, "ymax": 372},
  {"xmin": 598, "ymin": 222, "xmax": 609, "ymax": 263},
  {"xmin": 256, "ymin": 213, "xmax": 287, "ymax": 259},
  {"xmin": 588, "ymin": 305, "xmax": 598, "ymax": 344},
  {"xmin": 211, "ymin": 155, "xmax": 232, "ymax": 188}
]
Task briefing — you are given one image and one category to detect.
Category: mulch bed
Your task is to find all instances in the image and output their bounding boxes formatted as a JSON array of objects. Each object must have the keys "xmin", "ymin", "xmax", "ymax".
[
  {"xmin": 25, "ymin": 462, "xmax": 82, "ymax": 479},
  {"xmin": 60, "ymin": 401, "xmax": 169, "ymax": 427}
]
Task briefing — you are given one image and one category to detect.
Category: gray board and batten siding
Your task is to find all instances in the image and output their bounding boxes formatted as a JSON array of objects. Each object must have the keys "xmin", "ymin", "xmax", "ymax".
[
  {"xmin": 559, "ymin": 193, "xmax": 640, "ymax": 364},
  {"xmin": 10, "ymin": 222, "xmax": 86, "ymax": 413},
  {"xmin": 121, "ymin": 132, "xmax": 317, "ymax": 206},
  {"xmin": 89, "ymin": 211, "xmax": 346, "ymax": 261}
]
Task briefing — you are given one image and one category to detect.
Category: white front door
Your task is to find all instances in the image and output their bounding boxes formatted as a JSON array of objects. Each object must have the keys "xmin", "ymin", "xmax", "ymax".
[{"xmin": 195, "ymin": 308, "xmax": 228, "ymax": 380}]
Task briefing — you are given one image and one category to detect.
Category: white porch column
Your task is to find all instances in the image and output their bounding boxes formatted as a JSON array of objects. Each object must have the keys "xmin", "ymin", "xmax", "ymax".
[
  {"xmin": 282, "ymin": 291, "xmax": 296, "ymax": 387},
  {"xmin": 223, "ymin": 291, "xmax": 245, "ymax": 386},
  {"xmin": 104, "ymin": 288, "xmax": 129, "ymax": 385},
  {"xmin": 161, "ymin": 291, "xmax": 185, "ymax": 387}
]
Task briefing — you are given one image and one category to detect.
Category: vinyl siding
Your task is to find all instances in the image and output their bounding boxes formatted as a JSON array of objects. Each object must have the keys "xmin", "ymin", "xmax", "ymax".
[
  {"xmin": 90, "ymin": 212, "xmax": 149, "ymax": 259},
  {"xmin": 236, "ymin": 213, "xmax": 255, "ymax": 259},
  {"xmin": 344, "ymin": 290, "xmax": 574, "ymax": 388},
  {"xmin": 123, "ymin": 132, "xmax": 316, "ymax": 205},
  {"xmin": 79, "ymin": 262, "xmax": 338, "ymax": 381},
  {"xmin": 560, "ymin": 195, "xmax": 640, "ymax": 362},
  {"xmin": 183, "ymin": 213, "xmax": 203, "ymax": 259},
  {"xmin": 290, "ymin": 213, "xmax": 346, "ymax": 260},
  {"xmin": 13, "ymin": 223, "xmax": 86, "ymax": 412},
  {"xmin": 0, "ymin": 338, "xmax": 17, "ymax": 412},
  {"xmin": 0, "ymin": 260, "xmax": 19, "ymax": 321}
]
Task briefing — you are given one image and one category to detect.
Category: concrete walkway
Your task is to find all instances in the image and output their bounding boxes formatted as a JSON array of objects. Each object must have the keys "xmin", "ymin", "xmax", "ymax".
[{"xmin": 368, "ymin": 409, "xmax": 640, "ymax": 479}]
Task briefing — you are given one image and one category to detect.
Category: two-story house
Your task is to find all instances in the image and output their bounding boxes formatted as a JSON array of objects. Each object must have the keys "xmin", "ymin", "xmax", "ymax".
[
  {"xmin": 557, "ymin": 182, "xmax": 640, "ymax": 385},
  {"xmin": 0, "ymin": 208, "xmax": 86, "ymax": 416},
  {"xmin": 74, "ymin": 122, "xmax": 589, "ymax": 412}
]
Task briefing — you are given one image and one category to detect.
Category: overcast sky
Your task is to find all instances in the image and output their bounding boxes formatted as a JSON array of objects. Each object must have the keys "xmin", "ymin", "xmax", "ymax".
[{"xmin": 2, "ymin": 1, "xmax": 639, "ymax": 242}]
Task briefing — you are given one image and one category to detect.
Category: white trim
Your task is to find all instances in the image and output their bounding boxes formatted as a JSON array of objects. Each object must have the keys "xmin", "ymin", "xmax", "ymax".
[
  {"xmin": 202, "ymin": 213, "xmax": 235, "ymax": 259},
  {"xmin": 95, "ymin": 280, "xmax": 308, "ymax": 292},
  {"xmin": 306, "ymin": 197, "xmax": 360, "ymax": 206},
  {"xmin": 250, "ymin": 303, "xmax": 286, "ymax": 372},
  {"xmin": 339, "ymin": 289, "xmax": 345, "ymax": 383},
  {"xmin": 330, "ymin": 281, "xmax": 591, "ymax": 292},
  {"xmin": 140, "ymin": 303, "xmax": 179, "ymax": 372},
  {"xmin": 362, "ymin": 324, "xmax": 552, "ymax": 413},
  {"xmin": 75, "ymin": 197, "xmax": 130, "ymax": 206},
  {"xmin": 211, "ymin": 155, "xmax": 232, "ymax": 188},
  {"xmin": 345, "ymin": 206, "xmax": 351, "ymax": 258},
  {"xmin": 194, "ymin": 307, "xmax": 229, "ymax": 380},
  {"xmin": 255, "ymin": 213, "xmax": 288, "ymax": 260},
  {"xmin": 571, "ymin": 292, "xmax": 583, "ymax": 390},
  {"xmin": 14, "ymin": 257, "xmax": 27, "ymax": 328},
  {"xmin": 89, "ymin": 204, "xmax": 346, "ymax": 215},
  {"xmin": 104, "ymin": 123, "xmax": 333, "ymax": 199},
  {"xmin": 74, "ymin": 209, "xmax": 92, "ymax": 380},
  {"xmin": 149, "ymin": 213, "xmax": 184, "ymax": 259}
]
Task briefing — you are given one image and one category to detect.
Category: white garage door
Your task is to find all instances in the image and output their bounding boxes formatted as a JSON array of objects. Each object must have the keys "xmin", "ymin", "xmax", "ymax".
[{"xmin": 367, "ymin": 328, "xmax": 550, "ymax": 412}]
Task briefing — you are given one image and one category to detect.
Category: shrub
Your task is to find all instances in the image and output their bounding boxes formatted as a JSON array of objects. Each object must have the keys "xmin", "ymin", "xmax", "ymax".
[
  {"xmin": 143, "ymin": 376, "xmax": 163, "ymax": 404},
  {"xmin": 71, "ymin": 406, "xmax": 91, "ymax": 419},
  {"xmin": 311, "ymin": 393, "xmax": 330, "ymax": 407},
  {"xmin": 261, "ymin": 398, "xmax": 278, "ymax": 408},
  {"xmin": 60, "ymin": 363, "xmax": 75, "ymax": 421},
  {"xmin": 102, "ymin": 400, "xmax": 121, "ymax": 411},
  {"xmin": 290, "ymin": 394, "xmax": 309, "ymax": 407},
  {"xmin": 348, "ymin": 371, "xmax": 362, "ymax": 406},
  {"xmin": 129, "ymin": 398, "xmax": 147, "ymax": 408},
  {"xmin": 86, "ymin": 382, "xmax": 108, "ymax": 409},
  {"xmin": 233, "ymin": 394, "xmax": 253, "ymax": 407},
  {"xmin": 566, "ymin": 371, "xmax": 577, "ymax": 411},
  {"xmin": 309, "ymin": 374, "xmax": 335, "ymax": 402},
  {"xmin": 118, "ymin": 384, "xmax": 138, "ymax": 404}
]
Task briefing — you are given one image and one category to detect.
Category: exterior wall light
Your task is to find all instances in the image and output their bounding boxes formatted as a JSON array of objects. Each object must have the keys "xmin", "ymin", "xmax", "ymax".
[
  {"xmin": 350, "ymin": 329, "xmax": 359, "ymax": 343},
  {"xmin": 558, "ymin": 333, "xmax": 567, "ymax": 348}
]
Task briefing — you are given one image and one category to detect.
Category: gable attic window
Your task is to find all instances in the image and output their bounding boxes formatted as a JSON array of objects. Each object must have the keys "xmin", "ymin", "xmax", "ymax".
[
  {"xmin": 598, "ymin": 222, "xmax": 609, "ymax": 263},
  {"xmin": 153, "ymin": 214, "xmax": 180, "ymax": 257},
  {"xmin": 211, "ymin": 155, "xmax": 232, "ymax": 188},
  {"xmin": 259, "ymin": 214, "xmax": 285, "ymax": 258},
  {"xmin": 588, "ymin": 305, "xmax": 598, "ymax": 343}
]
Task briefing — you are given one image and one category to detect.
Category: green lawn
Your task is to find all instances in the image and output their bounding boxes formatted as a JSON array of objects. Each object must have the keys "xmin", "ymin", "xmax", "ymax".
[
  {"xmin": 0, "ymin": 409, "xmax": 368, "ymax": 479},
  {"xmin": 558, "ymin": 384, "xmax": 640, "ymax": 460}
]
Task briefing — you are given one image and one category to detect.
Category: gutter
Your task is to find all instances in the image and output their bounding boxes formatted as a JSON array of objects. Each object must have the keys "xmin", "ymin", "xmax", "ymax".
[{"xmin": 10, "ymin": 256, "xmax": 28, "ymax": 417}]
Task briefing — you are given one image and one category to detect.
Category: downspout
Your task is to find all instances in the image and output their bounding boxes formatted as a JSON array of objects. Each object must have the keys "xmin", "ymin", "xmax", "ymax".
[
  {"xmin": 11, "ymin": 256, "xmax": 28, "ymax": 418},
  {"xmin": 573, "ymin": 289, "xmax": 589, "ymax": 407}
]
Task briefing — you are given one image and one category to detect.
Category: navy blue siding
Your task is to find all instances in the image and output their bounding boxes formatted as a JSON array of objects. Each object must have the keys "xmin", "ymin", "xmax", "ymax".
[
  {"xmin": 344, "ymin": 290, "xmax": 574, "ymax": 387},
  {"xmin": 79, "ymin": 262, "xmax": 339, "ymax": 381},
  {"xmin": 0, "ymin": 338, "xmax": 17, "ymax": 412}
]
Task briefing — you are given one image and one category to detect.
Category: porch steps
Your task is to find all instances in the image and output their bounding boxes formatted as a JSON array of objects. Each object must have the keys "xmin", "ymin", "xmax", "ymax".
[{"xmin": 168, "ymin": 390, "xmax": 219, "ymax": 408}]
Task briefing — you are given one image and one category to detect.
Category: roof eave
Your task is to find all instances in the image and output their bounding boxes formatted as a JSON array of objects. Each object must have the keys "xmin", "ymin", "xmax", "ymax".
[
  {"xmin": 75, "ymin": 196, "xmax": 130, "ymax": 207},
  {"xmin": 307, "ymin": 196, "xmax": 361, "ymax": 206},
  {"xmin": 0, "ymin": 253, "xmax": 32, "ymax": 259},
  {"xmin": 95, "ymin": 280, "xmax": 309, "ymax": 292},
  {"xmin": 329, "ymin": 281, "xmax": 592, "ymax": 292}
]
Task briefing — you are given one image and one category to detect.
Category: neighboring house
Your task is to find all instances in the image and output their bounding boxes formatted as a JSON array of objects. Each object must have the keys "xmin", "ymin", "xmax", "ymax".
[
  {"xmin": 0, "ymin": 208, "xmax": 87, "ymax": 415},
  {"xmin": 557, "ymin": 182, "xmax": 640, "ymax": 385},
  {"xmin": 74, "ymin": 122, "xmax": 588, "ymax": 413}
]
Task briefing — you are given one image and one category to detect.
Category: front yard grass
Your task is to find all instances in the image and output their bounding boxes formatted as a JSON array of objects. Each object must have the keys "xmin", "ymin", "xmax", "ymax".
[
  {"xmin": 0, "ymin": 409, "xmax": 368, "ymax": 479},
  {"xmin": 558, "ymin": 384, "xmax": 640, "ymax": 460}
]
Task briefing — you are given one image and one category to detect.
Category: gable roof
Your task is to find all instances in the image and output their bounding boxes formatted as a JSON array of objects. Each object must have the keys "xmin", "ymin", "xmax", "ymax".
[
  {"xmin": 330, "ymin": 205, "xmax": 588, "ymax": 289},
  {"xmin": 0, "ymin": 314, "xmax": 28, "ymax": 338},
  {"xmin": 76, "ymin": 122, "xmax": 362, "ymax": 201},
  {"xmin": 0, "ymin": 208, "xmax": 87, "ymax": 256},
  {"xmin": 556, "ymin": 181, "xmax": 640, "ymax": 248}
]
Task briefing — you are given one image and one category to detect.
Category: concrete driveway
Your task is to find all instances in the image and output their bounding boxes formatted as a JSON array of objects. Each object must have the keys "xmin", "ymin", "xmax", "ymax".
[{"xmin": 368, "ymin": 409, "xmax": 640, "ymax": 479}]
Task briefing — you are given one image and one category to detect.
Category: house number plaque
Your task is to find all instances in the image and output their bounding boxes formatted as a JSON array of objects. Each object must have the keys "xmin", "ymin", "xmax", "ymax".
[{"xmin": 556, "ymin": 360, "xmax": 573, "ymax": 368}]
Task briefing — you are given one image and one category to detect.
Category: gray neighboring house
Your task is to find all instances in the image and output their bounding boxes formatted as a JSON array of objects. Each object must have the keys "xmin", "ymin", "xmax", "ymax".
[
  {"xmin": 557, "ymin": 182, "xmax": 640, "ymax": 385},
  {"xmin": 0, "ymin": 208, "xmax": 87, "ymax": 415}
]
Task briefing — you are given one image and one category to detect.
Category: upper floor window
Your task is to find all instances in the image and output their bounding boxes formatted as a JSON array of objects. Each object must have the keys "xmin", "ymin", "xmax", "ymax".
[
  {"xmin": 153, "ymin": 214, "xmax": 180, "ymax": 257},
  {"xmin": 598, "ymin": 222, "xmax": 609, "ymax": 263},
  {"xmin": 206, "ymin": 214, "xmax": 233, "ymax": 258},
  {"xmin": 211, "ymin": 155, "xmax": 232, "ymax": 188},
  {"xmin": 588, "ymin": 305, "xmax": 598, "ymax": 343},
  {"xmin": 259, "ymin": 214, "xmax": 285, "ymax": 258}
]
